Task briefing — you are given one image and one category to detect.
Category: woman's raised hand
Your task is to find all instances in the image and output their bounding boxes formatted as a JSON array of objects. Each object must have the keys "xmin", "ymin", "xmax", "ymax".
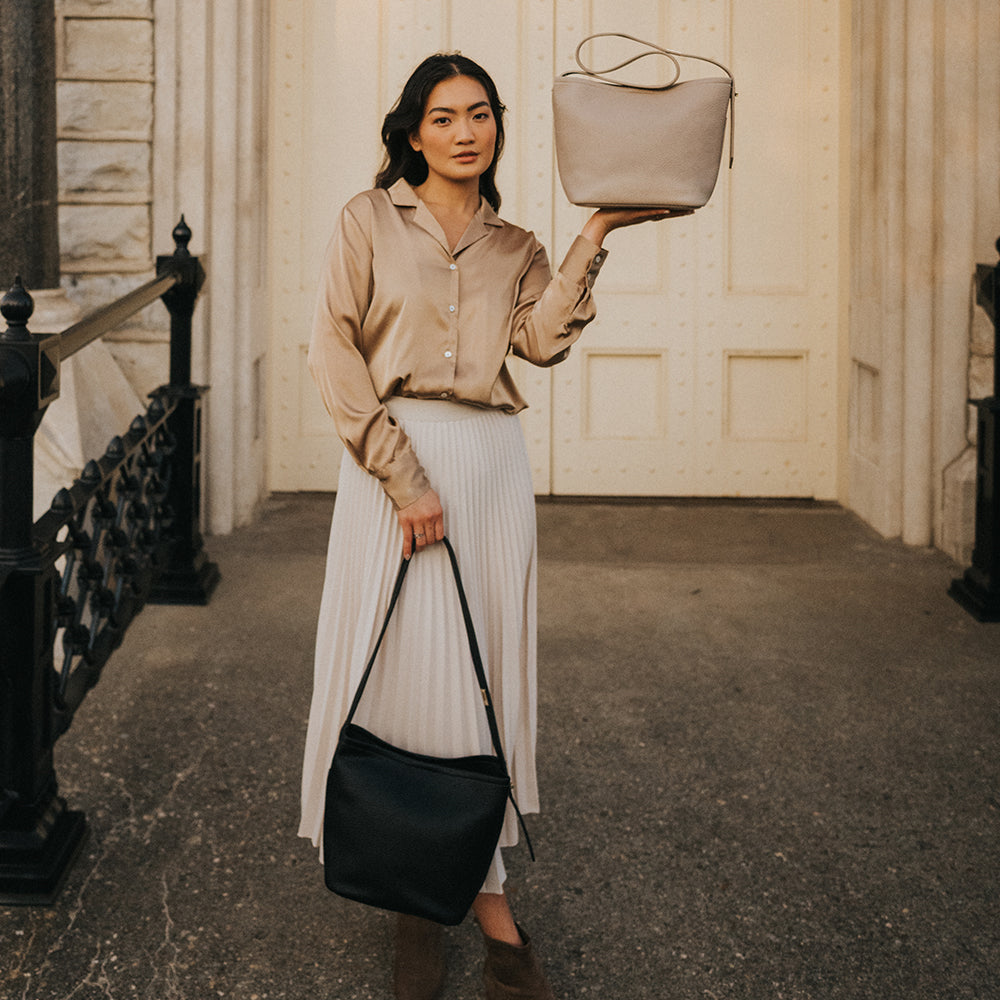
[
  {"xmin": 397, "ymin": 488, "xmax": 445, "ymax": 559},
  {"xmin": 582, "ymin": 206, "xmax": 693, "ymax": 246}
]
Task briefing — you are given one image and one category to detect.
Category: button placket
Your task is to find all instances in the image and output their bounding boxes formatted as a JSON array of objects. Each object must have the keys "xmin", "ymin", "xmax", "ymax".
[{"xmin": 443, "ymin": 256, "xmax": 459, "ymax": 380}]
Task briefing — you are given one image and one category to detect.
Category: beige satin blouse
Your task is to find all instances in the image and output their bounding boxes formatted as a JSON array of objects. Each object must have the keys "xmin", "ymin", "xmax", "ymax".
[{"xmin": 308, "ymin": 178, "xmax": 607, "ymax": 509}]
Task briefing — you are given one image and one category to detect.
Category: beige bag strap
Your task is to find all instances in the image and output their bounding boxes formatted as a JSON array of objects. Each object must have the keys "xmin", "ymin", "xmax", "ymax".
[{"xmin": 567, "ymin": 33, "xmax": 736, "ymax": 168}]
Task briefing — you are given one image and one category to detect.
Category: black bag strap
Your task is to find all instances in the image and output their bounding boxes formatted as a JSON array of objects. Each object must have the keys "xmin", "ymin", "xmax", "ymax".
[{"xmin": 343, "ymin": 537, "xmax": 534, "ymax": 860}]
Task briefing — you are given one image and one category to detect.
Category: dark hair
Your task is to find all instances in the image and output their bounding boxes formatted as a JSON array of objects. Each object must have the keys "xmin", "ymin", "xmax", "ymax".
[{"xmin": 375, "ymin": 53, "xmax": 506, "ymax": 211}]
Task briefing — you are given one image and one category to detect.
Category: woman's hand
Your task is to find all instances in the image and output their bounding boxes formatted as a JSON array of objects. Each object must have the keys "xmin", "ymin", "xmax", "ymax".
[
  {"xmin": 582, "ymin": 206, "xmax": 694, "ymax": 247},
  {"xmin": 397, "ymin": 488, "xmax": 445, "ymax": 559}
]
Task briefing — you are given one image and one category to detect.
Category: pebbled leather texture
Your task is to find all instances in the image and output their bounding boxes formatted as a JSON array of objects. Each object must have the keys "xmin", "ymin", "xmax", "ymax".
[{"xmin": 553, "ymin": 74, "xmax": 734, "ymax": 208}]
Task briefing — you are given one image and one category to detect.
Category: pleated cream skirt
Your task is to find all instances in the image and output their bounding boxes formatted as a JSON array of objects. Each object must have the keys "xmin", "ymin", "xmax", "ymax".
[{"xmin": 298, "ymin": 397, "xmax": 539, "ymax": 895}]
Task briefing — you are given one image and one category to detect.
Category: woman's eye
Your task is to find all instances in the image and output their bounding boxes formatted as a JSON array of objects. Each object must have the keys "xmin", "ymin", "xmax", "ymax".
[{"xmin": 432, "ymin": 116, "xmax": 450, "ymax": 126}]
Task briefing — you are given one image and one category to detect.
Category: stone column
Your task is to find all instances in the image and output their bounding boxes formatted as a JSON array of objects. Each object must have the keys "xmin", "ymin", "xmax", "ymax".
[
  {"xmin": 153, "ymin": 0, "xmax": 270, "ymax": 533},
  {"xmin": 0, "ymin": 0, "xmax": 59, "ymax": 289},
  {"xmin": 849, "ymin": 0, "xmax": 1000, "ymax": 552}
]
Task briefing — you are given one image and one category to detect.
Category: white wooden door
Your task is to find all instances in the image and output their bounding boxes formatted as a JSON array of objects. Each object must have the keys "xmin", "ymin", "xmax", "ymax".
[
  {"xmin": 549, "ymin": 0, "xmax": 844, "ymax": 498},
  {"xmin": 268, "ymin": 0, "xmax": 846, "ymax": 500}
]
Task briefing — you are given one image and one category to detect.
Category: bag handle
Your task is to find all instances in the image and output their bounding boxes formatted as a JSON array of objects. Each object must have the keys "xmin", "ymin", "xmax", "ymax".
[
  {"xmin": 566, "ymin": 32, "xmax": 736, "ymax": 168},
  {"xmin": 343, "ymin": 538, "xmax": 534, "ymax": 860}
]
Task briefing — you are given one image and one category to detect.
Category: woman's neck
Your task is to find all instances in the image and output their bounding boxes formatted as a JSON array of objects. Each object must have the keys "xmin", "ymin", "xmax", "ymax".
[
  {"xmin": 413, "ymin": 177, "xmax": 481, "ymax": 251},
  {"xmin": 413, "ymin": 175, "xmax": 480, "ymax": 217}
]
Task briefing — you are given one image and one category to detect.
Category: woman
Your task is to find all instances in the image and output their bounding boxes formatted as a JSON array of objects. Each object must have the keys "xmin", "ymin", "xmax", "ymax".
[{"xmin": 298, "ymin": 52, "xmax": 690, "ymax": 1000}]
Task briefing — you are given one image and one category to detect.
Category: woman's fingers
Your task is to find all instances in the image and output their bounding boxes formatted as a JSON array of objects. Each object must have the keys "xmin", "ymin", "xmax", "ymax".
[
  {"xmin": 397, "ymin": 489, "xmax": 445, "ymax": 559},
  {"xmin": 582, "ymin": 206, "xmax": 694, "ymax": 246},
  {"xmin": 412, "ymin": 515, "xmax": 444, "ymax": 550},
  {"xmin": 602, "ymin": 206, "xmax": 694, "ymax": 229},
  {"xmin": 408, "ymin": 521, "xmax": 441, "ymax": 558}
]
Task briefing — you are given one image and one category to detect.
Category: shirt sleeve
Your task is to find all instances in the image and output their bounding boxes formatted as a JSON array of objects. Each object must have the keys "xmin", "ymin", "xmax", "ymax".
[
  {"xmin": 509, "ymin": 234, "xmax": 607, "ymax": 367},
  {"xmin": 307, "ymin": 198, "xmax": 432, "ymax": 510}
]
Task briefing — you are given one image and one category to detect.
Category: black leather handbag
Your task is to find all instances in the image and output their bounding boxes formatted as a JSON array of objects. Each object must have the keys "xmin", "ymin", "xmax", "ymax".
[{"xmin": 323, "ymin": 537, "xmax": 533, "ymax": 925}]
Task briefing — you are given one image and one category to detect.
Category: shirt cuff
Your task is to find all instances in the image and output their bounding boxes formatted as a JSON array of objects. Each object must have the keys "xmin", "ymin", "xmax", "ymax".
[
  {"xmin": 558, "ymin": 234, "xmax": 608, "ymax": 289},
  {"xmin": 378, "ymin": 448, "xmax": 432, "ymax": 510}
]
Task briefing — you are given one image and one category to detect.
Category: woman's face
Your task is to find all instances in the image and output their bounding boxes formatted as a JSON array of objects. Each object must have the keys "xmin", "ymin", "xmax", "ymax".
[{"xmin": 409, "ymin": 75, "xmax": 497, "ymax": 188}]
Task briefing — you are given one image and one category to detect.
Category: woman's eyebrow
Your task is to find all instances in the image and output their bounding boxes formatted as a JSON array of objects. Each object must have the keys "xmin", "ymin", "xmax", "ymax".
[{"xmin": 427, "ymin": 101, "xmax": 490, "ymax": 115}]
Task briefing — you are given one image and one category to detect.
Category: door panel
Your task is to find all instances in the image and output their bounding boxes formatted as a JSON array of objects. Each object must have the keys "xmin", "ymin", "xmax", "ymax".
[{"xmin": 550, "ymin": 0, "xmax": 843, "ymax": 498}]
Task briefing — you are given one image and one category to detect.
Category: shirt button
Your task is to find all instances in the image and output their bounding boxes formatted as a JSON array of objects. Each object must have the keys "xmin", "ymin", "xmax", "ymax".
[
  {"xmin": 440, "ymin": 391, "xmax": 450, "ymax": 398},
  {"xmin": 444, "ymin": 350, "xmax": 453, "ymax": 358},
  {"xmin": 594, "ymin": 253, "xmax": 604, "ymax": 264},
  {"xmin": 448, "ymin": 305, "xmax": 456, "ymax": 313},
  {"xmin": 449, "ymin": 264, "xmax": 457, "ymax": 270}
]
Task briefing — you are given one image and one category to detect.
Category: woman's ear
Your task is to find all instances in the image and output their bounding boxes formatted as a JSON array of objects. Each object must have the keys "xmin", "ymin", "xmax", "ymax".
[{"xmin": 408, "ymin": 131, "xmax": 422, "ymax": 153}]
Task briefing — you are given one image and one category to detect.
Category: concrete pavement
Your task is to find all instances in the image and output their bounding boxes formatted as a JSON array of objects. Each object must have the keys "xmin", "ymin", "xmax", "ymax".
[{"xmin": 2, "ymin": 494, "xmax": 997, "ymax": 999}]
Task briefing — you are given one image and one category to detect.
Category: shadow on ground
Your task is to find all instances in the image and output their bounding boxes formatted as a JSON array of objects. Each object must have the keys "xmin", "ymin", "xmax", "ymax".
[{"xmin": 2, "ymin": 495, "xmax": 997, "ymax": 999}]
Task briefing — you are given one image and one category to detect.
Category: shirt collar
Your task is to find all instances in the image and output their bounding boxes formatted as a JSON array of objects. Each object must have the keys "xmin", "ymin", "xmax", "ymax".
[{"xmin": 388, "ymin": 179, "xmax": 503, "ymax": 254}]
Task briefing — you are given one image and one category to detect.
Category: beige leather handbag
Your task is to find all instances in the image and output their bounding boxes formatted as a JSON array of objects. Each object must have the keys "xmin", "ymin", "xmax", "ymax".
[{"xmin": 552, "ymin": 33, "xmax": 736, "ymax": 209}]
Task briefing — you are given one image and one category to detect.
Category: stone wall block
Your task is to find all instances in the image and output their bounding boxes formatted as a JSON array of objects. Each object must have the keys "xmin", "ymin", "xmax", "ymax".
[
  {"xmin": 105, "ymin": 340, "xmax": 170, "ymax": 399},
  {"xmin": 57, "ymin": 1, "xmax": 152, "ymax": 15},
  {"xmin": 60, "ymin": 203, "xmax": 149, "ymax": 271},
  {"xmin": 941, "ymin": 446, "xmax": 977, "ymax": 565},
  {"xmin": 62, "ymin": 18, "xmax": 153, "ymax": 79},
  {"xmin": 62, "ymin": 273, "xmax": 166, "ymax": 331},
  {"xmin": 970, "ymin": 304, "xmax": 995, "ymax": 358},
  {"xmin": 58, "ymin": 140, "xmax": 150, "ymax": 197},
  {"xmin": 58, "ymin": 81, "xmax": 152, "ymax": 139},
  {"xmin": 969, "ymin": 354, "xmax": 994, "ymax": 401}
]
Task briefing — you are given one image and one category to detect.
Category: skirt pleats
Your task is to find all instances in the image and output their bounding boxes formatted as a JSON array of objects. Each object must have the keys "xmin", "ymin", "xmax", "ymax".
[{"xmin": 299, "ymin": 398, "xmax": 539, "ymax": 895}]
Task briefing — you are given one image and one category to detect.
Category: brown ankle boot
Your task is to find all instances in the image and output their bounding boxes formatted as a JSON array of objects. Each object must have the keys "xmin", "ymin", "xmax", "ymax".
[
  {"xmin": 482, "ymin": 924, "xmax": 555, "ymax": 1000},
  {"xmin": 393, "ymin": 913, "xmax": 446, "ymax": 1000}
]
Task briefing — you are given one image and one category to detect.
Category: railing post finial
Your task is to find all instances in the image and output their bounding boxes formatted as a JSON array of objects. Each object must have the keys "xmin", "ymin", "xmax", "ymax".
[
  {"xmin": 1, "ymin": 276, "xmax": 34, "ymax": 342},
  {"xmin": 172, "ymin": 216, "xmax": 192, "ymax": 259}
]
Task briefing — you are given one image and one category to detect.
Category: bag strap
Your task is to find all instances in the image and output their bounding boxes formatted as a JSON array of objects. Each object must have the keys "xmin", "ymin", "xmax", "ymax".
[
  {"xmin": 566, "ymin": 32, "xmax": 736, "ymax": 169},
  {"xmin": 343, "ymin": 538, "xmax": 534, "ymax": 860}
]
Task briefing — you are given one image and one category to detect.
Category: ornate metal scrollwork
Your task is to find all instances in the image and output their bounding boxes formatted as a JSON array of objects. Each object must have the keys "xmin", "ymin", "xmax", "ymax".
[{"xmin": 37, "ymin": 393, "xmax": 180, "ymax": 732}]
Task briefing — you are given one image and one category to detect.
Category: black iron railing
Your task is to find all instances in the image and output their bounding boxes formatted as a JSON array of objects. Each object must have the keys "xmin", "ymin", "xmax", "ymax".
[
  {"xmin": 950, "ymin": 237, "xmax": 1000, "ymax": 621},
  {"xmin": 0, "ymin": 219, "xmax": 219, "ymax": 904}
]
